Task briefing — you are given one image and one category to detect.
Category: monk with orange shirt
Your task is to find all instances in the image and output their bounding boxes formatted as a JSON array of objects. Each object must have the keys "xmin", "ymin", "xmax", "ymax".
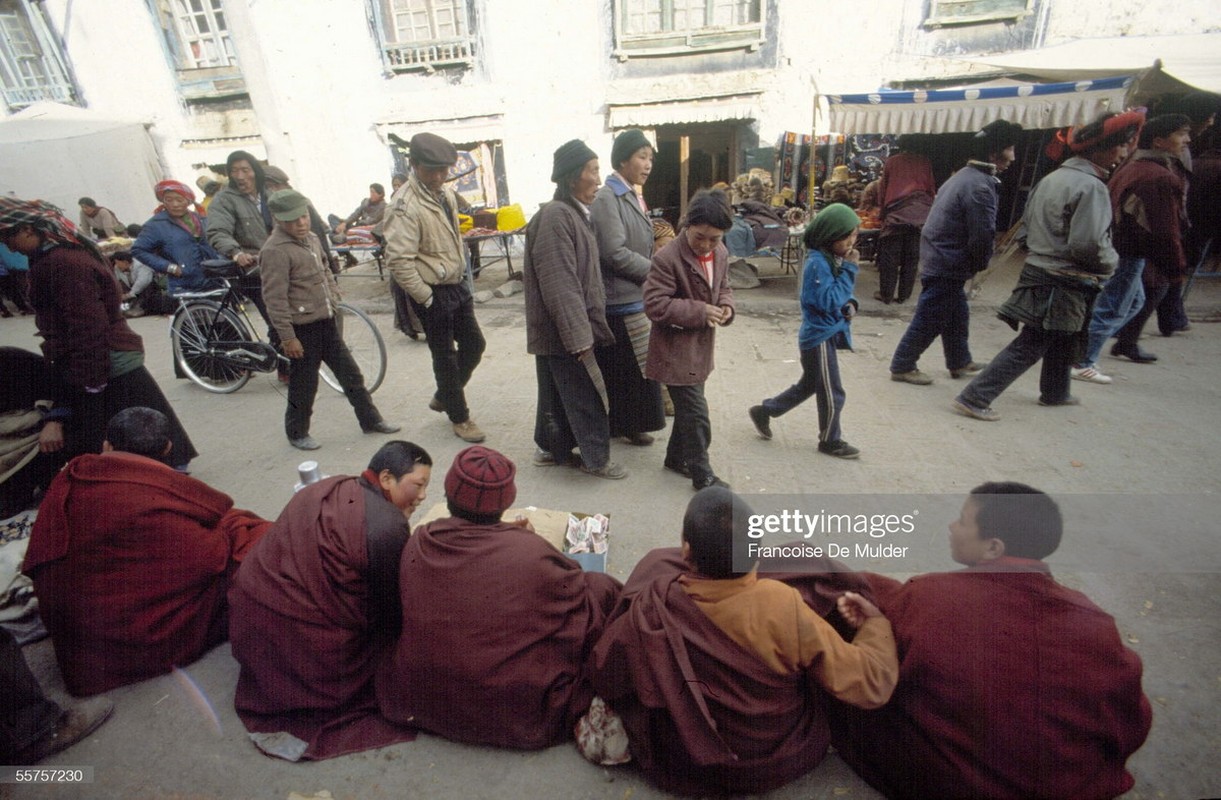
[{"xmin": 589, "ymin": 486, "xmax": 898, "ymax": 795}]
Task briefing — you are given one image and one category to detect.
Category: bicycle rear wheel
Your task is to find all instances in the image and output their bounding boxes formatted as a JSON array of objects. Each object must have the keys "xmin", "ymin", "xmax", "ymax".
[
  {"xmin": 171, "ymin": 301, "xmax": 254, "ymax": 393},
  {"xmin": 322, "ymin": 303, "xmax": 387, "ymax": 394}
]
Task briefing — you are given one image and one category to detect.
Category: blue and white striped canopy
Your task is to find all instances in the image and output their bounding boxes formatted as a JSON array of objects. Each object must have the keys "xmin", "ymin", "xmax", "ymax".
[{"xmin": 824, "ymin": 75, "xmax": 1133, "ymax": 135}]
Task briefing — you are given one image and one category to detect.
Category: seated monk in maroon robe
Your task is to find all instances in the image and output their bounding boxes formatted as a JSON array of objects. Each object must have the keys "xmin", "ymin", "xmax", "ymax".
[
  {"xmin": 589, "ymin": 486, "xmax": 899, "ymax": 796},
  {"xmin": 830, "ymin": 482, "xmax": 1153, "ymax": 800},
  {"xmin": 376, "ymin": 445, "xmax": 622, "ymax": 749},
  {"xmin": 23, "ymin": 407, "xmax": 269, "ymax": 696},
  {"xmin": 228, "ymin": 441, "xmax": 433, "ymax": 761}
]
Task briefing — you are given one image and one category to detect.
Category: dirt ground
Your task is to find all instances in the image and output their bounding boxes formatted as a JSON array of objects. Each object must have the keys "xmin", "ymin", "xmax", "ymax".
[{"xmin": 2, "ymin": 249, "xmax": 1219, "ymax": 799}]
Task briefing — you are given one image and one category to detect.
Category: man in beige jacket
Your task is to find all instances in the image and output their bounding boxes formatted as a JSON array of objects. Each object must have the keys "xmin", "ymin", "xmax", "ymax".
[
  {"xmin": 383, "ymin": 132, "xmax": 487, "ymax": 443},
  {"xmin": 260, "ymin": 190, "xmax": 399, "ymax": 450}
]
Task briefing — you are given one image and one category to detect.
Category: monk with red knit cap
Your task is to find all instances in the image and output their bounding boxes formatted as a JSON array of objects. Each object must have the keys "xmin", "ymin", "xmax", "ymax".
[{"xmin": 378, "ymin": 445, "xmax": 622, "ymax": 749}]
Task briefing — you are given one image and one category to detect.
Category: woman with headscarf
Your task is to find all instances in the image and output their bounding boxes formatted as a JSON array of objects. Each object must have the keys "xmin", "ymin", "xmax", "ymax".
[
  {"xmin": 131, "ymin": 179, "xmax": 222, "ymax": 296},
  {"xmin": 748, "ymin": 203, "xmax": 863, "ymax": 460},
  {"xmin": 590, "ymin": 129, "xmax": 665, "ymax": 447},
  {"xmin": 0, "ymin": 198, "xmax": 197, "ymax": 468},
  {"xmin": 523, "ymin": 139, "xmax": 624, "ymax": 480}
]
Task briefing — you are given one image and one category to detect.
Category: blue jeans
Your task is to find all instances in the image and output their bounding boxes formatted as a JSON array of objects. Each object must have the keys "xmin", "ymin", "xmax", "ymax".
[
  {"xmin": 762, "ymin": 342, "xmax": 845, "ymax": 443},
  {"xmin": 890, "ymin": 276, "xmax": 972, "ymax": 373},
  {"xmin": 1079, "ymin": 257, "xmax": 1145, "ymax": 368},
  {"xmin": 958, "ymin": 324, "xmax": 1074, "ymax": 407}
]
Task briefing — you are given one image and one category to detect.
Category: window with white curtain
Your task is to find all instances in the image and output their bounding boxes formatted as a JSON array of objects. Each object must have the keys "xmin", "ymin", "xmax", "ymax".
[
  {"xmin": 0, "ymin": 0, "xmax": 77, "ymax": 108},
  {"xmin": 376, "ymin": 0, "xmax": 475, "ymax": 72},
  {"xmin": 615, "ymin": 0, "xmax": 763, "ymax": 58},
  {"xmin": 169, "ymin": 0, "xmax": 236, "ymax": 69}
]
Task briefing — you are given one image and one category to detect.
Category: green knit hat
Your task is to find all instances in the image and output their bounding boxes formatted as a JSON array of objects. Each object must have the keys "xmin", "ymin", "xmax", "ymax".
[{"xmin": 803, "ymin": 203, "xmax": 861, "ymax": 252}]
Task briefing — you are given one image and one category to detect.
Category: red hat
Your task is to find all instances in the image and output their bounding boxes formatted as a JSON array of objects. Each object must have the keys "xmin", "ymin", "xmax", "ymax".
[
  {"xmin": 445, "ymin": 446, "xmax": 516, "ymax": 517},
  {"xmin": 1046, "ymin": 109, "xmax": 1147, "ymax": 160}
]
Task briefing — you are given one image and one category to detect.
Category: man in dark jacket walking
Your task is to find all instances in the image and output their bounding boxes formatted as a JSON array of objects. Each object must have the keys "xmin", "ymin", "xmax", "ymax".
[{"xmin": 890, "ymin": 120, "xmax": 1021, "ymax": 385}]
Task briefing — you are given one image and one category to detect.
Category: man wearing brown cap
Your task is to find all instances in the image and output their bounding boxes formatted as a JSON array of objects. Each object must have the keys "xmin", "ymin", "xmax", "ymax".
[
  {"xmin": 260, "ymin": 189, "xmax": 399, "ymax": 450},
  {"xmin": 383, "ymin": 132, "xmax": 487, "ymax": 443},
  {"xmin": 378, "ymin": 445, "xmax": 622, "ymax": 749}
]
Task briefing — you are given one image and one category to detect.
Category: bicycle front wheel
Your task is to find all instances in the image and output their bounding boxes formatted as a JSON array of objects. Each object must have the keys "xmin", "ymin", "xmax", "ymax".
[
  {"xmin": 171, "ymin": 301, "xmax": 254, "ymax": 393},
  {"xmin": 322, "ymin": 303, "xmax": 387, "ymax": 394}
]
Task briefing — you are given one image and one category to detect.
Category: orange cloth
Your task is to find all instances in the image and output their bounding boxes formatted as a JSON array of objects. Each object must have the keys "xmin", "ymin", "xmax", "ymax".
[{"xmin": 680, "ymin": 570, "xmax": 897, "ymax": 709}]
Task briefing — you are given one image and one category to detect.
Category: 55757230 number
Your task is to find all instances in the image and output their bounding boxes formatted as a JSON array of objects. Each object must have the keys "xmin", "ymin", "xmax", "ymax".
[{"xmin": 1, "ymin": 766, "xmax": 93, "ymax": 783}]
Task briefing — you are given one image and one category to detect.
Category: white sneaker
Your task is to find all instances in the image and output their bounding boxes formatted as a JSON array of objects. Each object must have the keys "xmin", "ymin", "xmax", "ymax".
[{"xmin": 1071, "ymin": 366, "xmax": 1113, "ymax": 385}]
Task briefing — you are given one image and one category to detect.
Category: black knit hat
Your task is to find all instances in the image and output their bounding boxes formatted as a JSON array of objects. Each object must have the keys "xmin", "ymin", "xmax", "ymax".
[
  {"xmin": 551, "ymin": 139, "xmax": 598, "ymax": 183},
  {"xmin": 444, "ymin": 446, "xmax": 517, "ymax": 516},
  {"xmin": 611, "ymin": 129, "xmax": 652, "ymax": 169}
]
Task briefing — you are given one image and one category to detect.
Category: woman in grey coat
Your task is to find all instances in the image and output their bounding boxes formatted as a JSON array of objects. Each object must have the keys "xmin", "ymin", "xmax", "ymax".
[{"xmin": 590, "ymin": 129, "xmax": 666, "ymax": 445}]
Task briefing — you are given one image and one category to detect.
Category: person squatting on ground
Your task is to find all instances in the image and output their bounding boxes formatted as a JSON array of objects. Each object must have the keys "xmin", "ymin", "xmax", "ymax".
[
  {"xmin": 587, "ymin": 486, "xmax": 898, "ymax": 795},
  {"xmin": 749, "ymin": 203, "xmax": 863, "ymax": 460},
  {"xmin": 952, "ymin": 110, "xmax": 1143, "ymax": 421},
  {"xmin": 383, "ymin": 132, "xmax": 487, "ymax": 443},
  {"xmin": 644, "ymin": 188, "xmax": 736, "ymax": 490},
  {"xmin": 1105, "ymin": 114, "xmax": 1193, "ymax": 369},
  {"xmin": 229, "ymin": 440, "xmax": 432, "ymax": 761},
  {"xmin": 524, "ymin": 139, "xmax": 625, "ymax": 479},
  {"xmin": 830, "ymin": 482, "xmax": 1152, "ymax": 799},
  {"xmin": 0, "ymin": 197, "xmax": 197, "ymax": 467},
  {"xmin": 258, "ymin": 189, "xmax": 400, "ymax": 451},
  {"xmin": 110, "ymin": 250, "xmax": 174, "ymax": 317},
  {"xmin": 377, "ymin": 445, "xmax": 622, "ymax": 749},
  {"xmin": 590, "ymin": 129, "xmax": 666, "ymax": 448},
  {"xmin": 889, "ymin": 119, "xmax": 1023, "ymax": 386},
  {"xmin": 23, "ymin": 406, "xmax": 268, "ymax": 696}
]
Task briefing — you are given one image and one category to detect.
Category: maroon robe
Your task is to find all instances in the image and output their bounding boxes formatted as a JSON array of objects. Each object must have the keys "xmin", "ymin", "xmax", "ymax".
[
  {"xmin": 23, "ymin": 452, "xmax": 268, "ymax": 696},
  {"xmin": 830, "ymin": 559, "xmax": 1152, "ymax": 799},
  {"xmin": 376, "ymin": 516, "xmax": 621, "ymax": 749},
  {"xmin": 590, "ymin": 548, "xmax": 873, "ymax": 796},
  {"xmin": 228, "ymin": 475, "xmax": 415, "ymax": 760}
]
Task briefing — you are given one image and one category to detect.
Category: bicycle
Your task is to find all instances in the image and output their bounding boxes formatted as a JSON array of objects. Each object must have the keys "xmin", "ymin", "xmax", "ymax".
[{"xmin": 168, "ymin": 260, "xmax": 387, "ymax": 395}]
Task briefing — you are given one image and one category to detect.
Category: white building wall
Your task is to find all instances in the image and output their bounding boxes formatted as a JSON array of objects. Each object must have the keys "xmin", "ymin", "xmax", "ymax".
[{"xmin": 5, "ymin": 0, "xmax": 1220, "ymax": 219}]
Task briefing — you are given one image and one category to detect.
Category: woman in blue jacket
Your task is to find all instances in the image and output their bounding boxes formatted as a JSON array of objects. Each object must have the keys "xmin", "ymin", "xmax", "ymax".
[
  {"xmin": 748, "ymin": 203, "xmax": 862, "ymax": 459},
  {"xmin": 131, "ymin": 180, "xmax": 220, "ymax": 296}
]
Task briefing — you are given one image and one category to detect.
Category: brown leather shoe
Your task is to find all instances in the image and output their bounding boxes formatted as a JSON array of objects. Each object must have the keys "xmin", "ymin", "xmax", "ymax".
[
  {"xmin": 453, "ymin": 419, "xmax": 486, "ymax": 443},
  {"xmin": 14, "ymin": 697, "xmax": 114, "ymax": 765}
]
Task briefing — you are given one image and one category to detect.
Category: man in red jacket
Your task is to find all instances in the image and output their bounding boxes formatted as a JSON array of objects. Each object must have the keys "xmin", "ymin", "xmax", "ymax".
[{"xmin": 831, "ymin": 482, "xmax": 1152, "ymax": 799}]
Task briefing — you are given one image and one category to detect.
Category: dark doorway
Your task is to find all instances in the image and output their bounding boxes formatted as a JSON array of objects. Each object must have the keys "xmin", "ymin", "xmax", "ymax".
[{"xmin": 644, "ymin": 121, "xmax": 755, "ymax": 227}]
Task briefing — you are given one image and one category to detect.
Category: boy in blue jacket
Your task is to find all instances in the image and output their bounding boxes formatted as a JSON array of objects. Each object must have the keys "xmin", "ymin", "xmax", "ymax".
[{"xmin": 749, "ymin": 203, "xmax": 861, "ymax": 458}]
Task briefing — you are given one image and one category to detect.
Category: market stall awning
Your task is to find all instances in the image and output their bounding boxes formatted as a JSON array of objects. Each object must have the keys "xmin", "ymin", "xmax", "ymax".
[
  {"xmin": 607, "ymin": 92, "xmax": 761, "ymax": 128},
  {"xmin": 824, "ymin": 75, "xmax": 1132, "ymax": 135},
  {"xmin": 966, "ymin": 33, "xmax": 1221, "ymax": 95}
]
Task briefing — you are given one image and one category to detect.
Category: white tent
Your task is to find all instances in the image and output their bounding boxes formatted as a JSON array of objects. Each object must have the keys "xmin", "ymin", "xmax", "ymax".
[{"xmin": 0, "ymin": 102, "xmax": 163, "ymax": 227}]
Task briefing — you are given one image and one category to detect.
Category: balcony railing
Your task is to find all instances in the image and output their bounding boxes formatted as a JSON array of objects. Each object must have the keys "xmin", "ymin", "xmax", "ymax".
[{"xmin": 383, "ymin": 37, "xmax": 474, "ymax": 71}]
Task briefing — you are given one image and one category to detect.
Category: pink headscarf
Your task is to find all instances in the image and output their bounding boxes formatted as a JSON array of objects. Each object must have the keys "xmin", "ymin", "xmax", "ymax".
[
  {"xmin": 153, "ymin": 179, "xmax": 206, "ymax": 217},
  {"xmin": 154, "ymin": 180, "xmax": 196, "ymax": 202}
]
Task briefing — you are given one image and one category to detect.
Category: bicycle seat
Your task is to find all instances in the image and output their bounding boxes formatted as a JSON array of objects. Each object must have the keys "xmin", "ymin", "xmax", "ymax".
[{"xmin": 201, "ymin": 259, "xmax": 243, "ymax": 279}]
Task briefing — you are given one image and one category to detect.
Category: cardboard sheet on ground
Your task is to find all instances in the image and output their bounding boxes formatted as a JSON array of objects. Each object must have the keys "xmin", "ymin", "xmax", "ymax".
[{"xmin": 415, "ymin": 504, "xmax": 607, "ymax": 571}]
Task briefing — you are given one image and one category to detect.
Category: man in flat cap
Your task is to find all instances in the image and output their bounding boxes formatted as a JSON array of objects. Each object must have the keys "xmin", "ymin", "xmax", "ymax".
[
  {"xmin": 890, "ymin": 119, "xmax": 1021, "ymax": 386},
  {"xmin": 383, "ymin": 132, "xmax": 488, "ymax": 443},
  {"xmin": 260, "ymin": 189, "xmax": 400, "ymax": 450}
]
